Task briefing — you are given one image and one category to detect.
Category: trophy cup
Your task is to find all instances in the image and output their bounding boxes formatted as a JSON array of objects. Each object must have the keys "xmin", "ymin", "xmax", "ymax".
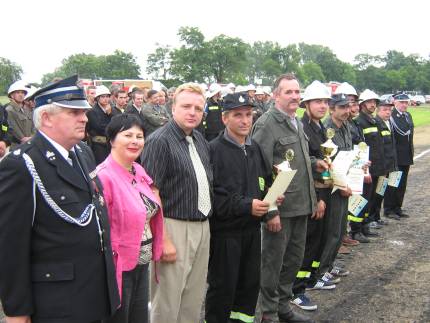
[
  {"xmin": 275, "ymin": 149, "xmax": 295, "ymax": 173},
  {"xmin": 320, "ymin": 128, "xmax": 338, "ymax": 183}
]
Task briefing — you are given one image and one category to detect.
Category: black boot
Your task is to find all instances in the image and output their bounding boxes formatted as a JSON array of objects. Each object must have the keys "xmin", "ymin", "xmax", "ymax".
[{"xmin": 362, "ymin": 223, "xmax": 379, "ymax": 237}]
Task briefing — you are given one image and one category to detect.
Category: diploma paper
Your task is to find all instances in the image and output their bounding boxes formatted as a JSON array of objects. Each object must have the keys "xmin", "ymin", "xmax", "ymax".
[
  {"xmin": 348, "ymin": 194, "xmax": 368, "ymax": 217},
  {"xmin": 347, "ymin": 167, "xmax": 364, "ymax": 195},
  {"xmin": 331, "ymin": 151, "xmax": 355, "ymax": 189},
  {"xmin": 388, "ymin": 171, "xmax": 403, "ymax": 187},
  {"xmin": 264, "ymin": 170, "xmax": 297, "ymax": 210},
  {"xmin": 375, "ymin": 176, "xmax": 389, "ymax": 196}
]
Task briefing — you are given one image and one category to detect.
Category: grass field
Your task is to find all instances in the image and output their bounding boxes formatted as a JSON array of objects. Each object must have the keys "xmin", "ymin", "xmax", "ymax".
[{"xmin": 1, "ymin": 95, "xmax": 430, "ymax": 127}]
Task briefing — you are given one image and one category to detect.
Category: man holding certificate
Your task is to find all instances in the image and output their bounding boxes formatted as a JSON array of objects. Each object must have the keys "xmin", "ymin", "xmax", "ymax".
[
  {"xmin": 253, "ymin": 74, "xmax": 327, "ymax": 323},
  {"xmin": 205, "ymin": 92, "xmax": 280, "ymax": 323}
]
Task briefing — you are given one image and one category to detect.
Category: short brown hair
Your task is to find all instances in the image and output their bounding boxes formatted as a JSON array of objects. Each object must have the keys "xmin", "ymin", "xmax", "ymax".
[{"xmin": 273, "ymin": 73, "xmax": 299, "ymax": 94}]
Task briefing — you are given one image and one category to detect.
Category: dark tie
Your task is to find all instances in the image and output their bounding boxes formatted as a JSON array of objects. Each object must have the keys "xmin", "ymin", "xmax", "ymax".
[{"xmin": 69, "ymin": 150, "xmax": 84, "ymax": 177}]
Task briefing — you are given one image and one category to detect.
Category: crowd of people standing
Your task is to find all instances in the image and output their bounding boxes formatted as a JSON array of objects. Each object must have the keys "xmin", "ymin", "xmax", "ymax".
[{"xmin": 0, "ymin": 73, "xmax": 414, "ymax": 323}]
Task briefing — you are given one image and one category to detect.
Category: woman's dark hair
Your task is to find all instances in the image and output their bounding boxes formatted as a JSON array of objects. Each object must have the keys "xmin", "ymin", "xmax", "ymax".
[{"xmin": 106, "ymin": 114, "xmax": 145, "ymax": 142}]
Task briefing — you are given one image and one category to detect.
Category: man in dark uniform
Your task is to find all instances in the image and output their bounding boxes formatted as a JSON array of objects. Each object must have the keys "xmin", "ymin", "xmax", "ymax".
[
  {"xmin": 372, "ymin": 98, "xmax": 397, "ymax": 225},
  {"xmin": 205, "ymin": 92, "xmax": 277, "ymax": 323},
  {"xmin": 384, "ymin": 93, "xmax": 414, "ymax": 219},
  {"xmin": 253, "ymin": 74, "xmax": 328, "ymax": 323},
  {"xmin": 0, "ymin": 76, "xmax": 120, "ymax": 323},
  {"xmin": 86, "ymin": 85, "xmax": 120, "ymax": 164},
  {"xmin": 291, "ymin": 81, "xmax": 333, "ymax": 311},
  {"xmin": 204, "ymin": 84, "xmax": 224, "ymax": 141},
  {"xmin": 353, "ymin": 89, "xmax": 385, "ymax": 240}
]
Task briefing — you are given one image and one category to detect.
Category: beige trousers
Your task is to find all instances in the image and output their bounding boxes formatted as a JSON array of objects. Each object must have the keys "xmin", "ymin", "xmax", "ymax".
[{"xmin": 150, "ymin": 218, "xmax": 210, "ymax": 323}]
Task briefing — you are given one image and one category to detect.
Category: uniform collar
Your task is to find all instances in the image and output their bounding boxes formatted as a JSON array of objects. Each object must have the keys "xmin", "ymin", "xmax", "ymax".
[
  {"xmin": 223, "ymin": 129, "xmax": 251, "ymax": 148},
  {"xmin": 38, "ymin": 130, "xmax": 75, "ymax": 161}
]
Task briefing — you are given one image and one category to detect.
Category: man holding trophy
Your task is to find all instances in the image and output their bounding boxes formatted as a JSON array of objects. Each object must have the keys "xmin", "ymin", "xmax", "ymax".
[{"xmin": 252, "ymin": 74, "xmax": 328, "ymax": 323}]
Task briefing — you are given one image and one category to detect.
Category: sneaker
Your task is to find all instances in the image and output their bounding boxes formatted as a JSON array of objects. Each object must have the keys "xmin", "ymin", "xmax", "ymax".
[
  {"xmin": 306, "ymin": 278, "xmax": 336, "ymax": 290},
  {"xmin": 369, "ymin": 221, "xmax": 382, "ymax": 229},
  {"xmin": 322, "ymin": 272, "xmax": 341, "ymax": 283},
  {"xmin": 291, "ymin": 294, "xmax": 318, "ymax": 311},
  {"xmin": 352, "ymin": 232, "xmax": 370, "ymax": 243},
  {"xmin": 330, "ymin": 266, "xmax": 350, "ymax": 277}
]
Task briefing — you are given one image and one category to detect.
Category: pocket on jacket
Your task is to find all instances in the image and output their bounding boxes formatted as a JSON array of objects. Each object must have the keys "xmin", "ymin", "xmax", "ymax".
[{"xmin": 31, "ymin": 262, "xmax": 74, "ymax": 318}]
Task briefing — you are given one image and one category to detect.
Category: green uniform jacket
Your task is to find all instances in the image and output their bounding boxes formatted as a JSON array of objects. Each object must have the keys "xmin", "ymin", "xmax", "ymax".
[{"xmin": 252, "ymin": 106, "xmax": 317, "ymax": 218}]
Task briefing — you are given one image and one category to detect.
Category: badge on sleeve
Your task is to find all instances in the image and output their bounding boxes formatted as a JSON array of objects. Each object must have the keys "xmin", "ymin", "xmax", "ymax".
[{"xmin": 46, "ymin": 151, "xmax": 56, "ymax": 160}]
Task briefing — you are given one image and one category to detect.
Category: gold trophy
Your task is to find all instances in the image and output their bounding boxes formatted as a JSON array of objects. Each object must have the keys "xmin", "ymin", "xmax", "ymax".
[
  {"xmin": 275, "ymin": 149, "xmax": 295, "ymax": 173},
  {"xmin": 320, "ymin": 128, "xmax": 338, "ymax": 183}
]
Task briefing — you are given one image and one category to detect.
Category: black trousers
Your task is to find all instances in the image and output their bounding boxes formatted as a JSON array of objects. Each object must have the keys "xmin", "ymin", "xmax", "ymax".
[
  {"xmin": 104, "ymin": 264, "xmax": 149, "ymax": 323},
  {"xmin": 384, "ymin": 165, "xmax": 410, "ymax": 215},
  {"xmin": 205, "ymin": 229, "xmax": 261, "ymax": 323},
  {"xmin": 350, "ymin": 177, "xmax": 375, "ymax": 234},
  {"xmin": 292, "ymin": 213, "xmax": 325, "ymax": 295}
]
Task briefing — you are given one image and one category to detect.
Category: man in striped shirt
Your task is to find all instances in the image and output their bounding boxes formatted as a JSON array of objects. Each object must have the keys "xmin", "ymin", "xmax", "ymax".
[{"xmin": 141, "ymin": 83, "xmax": 213, "ymax": 323}]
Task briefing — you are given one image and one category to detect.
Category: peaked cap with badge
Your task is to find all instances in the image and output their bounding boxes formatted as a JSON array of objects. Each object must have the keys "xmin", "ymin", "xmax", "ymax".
[
  {"xmin": 221, "ymin": 92, "xmax": 254, "ymax": 111},
  {"xmin": 0, "ymin": 76, "xmax": 120, "ymax": 321}
]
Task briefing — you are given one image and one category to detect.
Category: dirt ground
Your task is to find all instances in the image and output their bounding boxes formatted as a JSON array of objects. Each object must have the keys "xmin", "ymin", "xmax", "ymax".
[
  {"xmin": 1, "ymin": 126, "xmax": 429, "ymax": 323},
  {"xmin": 303, "ymin": 125, "xmax": 430, "ymax": 323}
]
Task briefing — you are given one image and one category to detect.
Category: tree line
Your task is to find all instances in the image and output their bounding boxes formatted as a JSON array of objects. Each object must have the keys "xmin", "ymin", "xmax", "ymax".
[{"xmin": 1, "ymin": 26, "xmax": 430, "ymax": 95}]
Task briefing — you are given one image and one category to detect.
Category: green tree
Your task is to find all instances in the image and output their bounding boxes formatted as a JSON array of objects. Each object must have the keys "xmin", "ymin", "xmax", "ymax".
[
  {"xmin": 169, "ymin": 26, "xmax": 208, "ymax": 82},
  {"xmin": 0, "ymin": 57, "xmax": 23, "ymax": 95},
  {"xmin": 102, "ymin": 50, "xmax": 140, "ymax": 79},
  {"xmin": 300, "ymin": 62, "xmax": 325, "ymax": 86},
  {"xmin": 246, "ymin": 41, "xmax": 284, "ymax": 85},
  {"xmin": 205, "ymin": 35, "xmax": 248, "ymax": 83},
  {"xmin": 146, "ymin": 44, "xmax": 172, "ymax": 80}
]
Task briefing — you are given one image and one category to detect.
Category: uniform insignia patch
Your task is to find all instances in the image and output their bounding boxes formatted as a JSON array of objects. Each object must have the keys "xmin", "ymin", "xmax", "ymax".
[
  {"xmin": 46, "ymin": 151, "xmax": 56, "ymax": 160},
  {"xmin": 13, "ymin": 149, "xmax": 21, "ymax": 156},
  {"xmin": 89, "ymin": 169, "xmax": 97, "ymax": 179},
  {"xmin": 99, "ymin": 195, "xmax": 105, "ymax": 207},
  {"xmin": 239, "ymin": 95, "xmax": 245, "ymax": 103}
]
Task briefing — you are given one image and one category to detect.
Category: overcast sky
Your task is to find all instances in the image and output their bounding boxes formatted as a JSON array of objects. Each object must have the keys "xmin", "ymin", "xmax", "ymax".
[{"xmin": 3, "ymin": 0, "xmax": 429, "ymax": 83}]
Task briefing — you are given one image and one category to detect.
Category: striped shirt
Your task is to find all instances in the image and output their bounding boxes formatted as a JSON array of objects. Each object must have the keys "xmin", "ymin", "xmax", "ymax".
[{"xmin": 141, "ymin": 120, "xmax": 213, "ymax": 221}]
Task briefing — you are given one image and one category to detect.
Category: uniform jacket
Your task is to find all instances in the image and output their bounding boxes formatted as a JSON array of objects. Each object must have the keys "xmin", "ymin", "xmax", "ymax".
[
  {"xmin": 301, "ymin": 112, "xmax": 329, "ymax": 201},
  {"xmin": 204, "ymin": 97, "xmax": 224, "ymax": 138},
  {"xmin": 5, "ymin": 101, "xmax": 35, "ymax": 147},
  {"xmin": 0, "ymin": 132, "xmax": 120, "ymax": 322},
  {"xmin": 347, "ymin": 118, "xmax": 365, "ymax": 145},
  {"xmin": 375, "ymin": 116, "xmax": 397, "ymax": 173},
  {"xmin": 97, "ymin": 154, "xmax": 164, "ymax": 295},
  {"xmin": 209, "ymin": 131, "xmax": 271, "ymax": 235},
  {"xmin": 0, "ymin": 104, "xmax": 11, "ymax": 145},
  {"xmin": 141, "ymin": 104, "xmax": 170, "ymax": 137},
  {"xmin": 390, "ymin": 108, "xmax": 414, "ymax": 166},
  {"xmin": 86, "ymin": 103, "xmax": 120, "ymax": 164},
  {"xmin": 252, "ymin": 106, "xmax": 317, "ymax": 218},
  {"xmin": 356, "ymin": 111, "xmax": 386, "ymax": 176}
]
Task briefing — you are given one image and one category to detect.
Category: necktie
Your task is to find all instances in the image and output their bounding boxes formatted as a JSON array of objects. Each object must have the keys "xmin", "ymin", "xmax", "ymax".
[
  {"xmin": 185, "ymin": 136, "xmax": 211, "ymax": 216},
  {"xmin": 69, "ymin": 150, "xmax": 84, "ymax": 177}
]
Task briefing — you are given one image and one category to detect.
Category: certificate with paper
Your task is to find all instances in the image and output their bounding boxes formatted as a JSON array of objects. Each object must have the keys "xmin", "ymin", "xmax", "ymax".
[
  {"xmin": 348, "ymin": 194, "xmax": 368, "ymax": 217},
  {"xmin": 264, "ymin": 169, "xmax": 297, "ymax": 210},
  {"xmin": 388, "ymin": 171, "xmax": 403, "ymax": 187}
]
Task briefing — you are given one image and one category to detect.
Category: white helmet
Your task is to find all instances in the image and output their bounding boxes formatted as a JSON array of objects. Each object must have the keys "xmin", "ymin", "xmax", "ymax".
[
  {"xmin": 8, "ymin": 80, "xmax": 29, "ymax": 97},
  {"xmin": 359, "ymin": 89, "xmax": 379, "ymax": 104},
  {"xmin": 247, "ymin": 84, "xmax": 256, "ymax": 92},
  {"xmin": 226, "ymin": 82, "xmax": 235, "ymax": 90},
  {"xmin": 220, "ymin": 86, "xmax": 233, "ymax": 98},
  {"xmin": 235, "ymin": 85, "xmax": 246, "ymax": 93},
  {"xmin": 24, "ymin": 86, "xmax": 39, "ymax": 101},
  {"xmin": 335, "ymin": 82, "xmax": 358, "ymax": 97},
  {"xmin": 95, "ymin": 85, "xmax": 111, "ymax": 98},
  {"xmin": 301, "ymin": 80, "xmax": 331, "ymax": 105},
  {"xmin": 255, "ymin": 87, "xmax": 265, "ymax": 95},
  {"xmin": 263, "ymin": 86, "xmax": 272, "ymax": 96},
  {"xmin": 207, "ymin": 83, "xmax": 222, "ymax": 98}
]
